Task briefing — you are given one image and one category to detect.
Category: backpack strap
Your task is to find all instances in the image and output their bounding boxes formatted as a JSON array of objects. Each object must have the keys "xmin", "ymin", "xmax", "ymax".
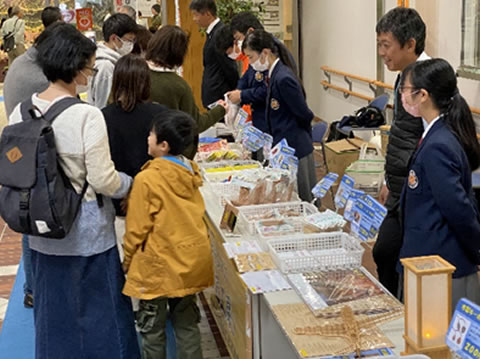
[{"xmin": 42, "ymin": 97, "xmax": 83, "ymax": 123}]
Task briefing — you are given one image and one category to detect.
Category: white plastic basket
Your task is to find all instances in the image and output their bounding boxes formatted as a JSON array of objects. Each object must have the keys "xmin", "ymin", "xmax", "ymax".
[
  {"xmin": 203, "ymin": 167, "xmax": 262, "ymax": 183},
  {"xmin": 236, "ymin": 201, "xmax": 318, "ymax": 235},
  {"xmin": 200, "ymin": 160, "xmax": 262, "ymax": 173},
  {"xmin": 207, "ymin": 182, "xmax": 243, "ymax": 206},
  {"xmin": 267, "ymin": 232, "xmax": 365, "ymax": 273}
]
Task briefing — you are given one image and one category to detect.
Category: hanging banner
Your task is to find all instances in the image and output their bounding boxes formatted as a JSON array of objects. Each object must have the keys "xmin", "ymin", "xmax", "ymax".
[
  {"xmin": 137, "ymin": 0, "xmax": 156, "ymax": 17},
  {"xmin": 76, "ymin": 8, "xmax": 93, "ymax": 31}
]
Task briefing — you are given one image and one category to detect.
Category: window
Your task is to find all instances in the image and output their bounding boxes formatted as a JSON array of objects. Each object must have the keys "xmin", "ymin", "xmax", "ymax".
[{"xmin": 459, "ymin": 0, "xmax": 480, "ymax": 79}]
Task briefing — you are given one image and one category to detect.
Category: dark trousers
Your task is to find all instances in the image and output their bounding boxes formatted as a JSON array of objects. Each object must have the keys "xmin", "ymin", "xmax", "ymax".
[{"xmin": 373, "ymin": 209, "xmax": 402, "ymax": 298}]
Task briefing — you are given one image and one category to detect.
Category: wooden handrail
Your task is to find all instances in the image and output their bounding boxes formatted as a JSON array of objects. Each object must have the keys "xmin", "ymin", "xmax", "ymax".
[
  {"xmin": 321, "ymin": 80, "xmax": 393, "ymax": 109},
  {"xmin": 321, "ymin": 66, "xmax": 394, "ymax": 90},
  {"xmin": 321, "ymin": 65, "xmax": 480, "ymax": 116}
]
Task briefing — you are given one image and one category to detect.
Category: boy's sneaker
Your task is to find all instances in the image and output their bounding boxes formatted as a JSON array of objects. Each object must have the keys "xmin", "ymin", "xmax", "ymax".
[{"xmin": 23, "ymin": 293, "xmax": 33, "ymax": 308}]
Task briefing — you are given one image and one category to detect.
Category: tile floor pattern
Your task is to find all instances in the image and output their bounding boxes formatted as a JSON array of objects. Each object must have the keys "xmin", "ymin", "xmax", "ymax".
[{"xmin": 0, "ymin": 217, "xmax": 230, "ymax": 358}]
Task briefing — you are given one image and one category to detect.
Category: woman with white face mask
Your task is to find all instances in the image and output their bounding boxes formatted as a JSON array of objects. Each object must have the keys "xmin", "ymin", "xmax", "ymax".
[
  {"xmin": 6, "ymin": 23, "xmax": 140, "ymax": 358},
  {"xmin": 242, "ymin": 29, "xmax": 317, "ymax": 202},
  {"xmin": 399, "ymin": 58, "xmax": 480, "ymax": 308}
]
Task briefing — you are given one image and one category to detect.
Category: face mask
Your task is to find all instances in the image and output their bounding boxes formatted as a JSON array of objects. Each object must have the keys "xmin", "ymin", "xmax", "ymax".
[
  {"xmin": 75, "ymin": 71, "xmax": 91, "ymax": 95},
  {"xmin": 237, "ymin": 39, "xmax": 243, "ymax": 51},
  {"xmin": 228, "ymin": 48, "xmax": 240, "ymax": 60},
  {"xmin": 116, "ymin": 37, "xmax": 134, "ymax": 56},
  {"xmin": 401, "ymin": 93, "xmax": 421, "ymax": 118},
  {"xmin": 251, "ymin": 55, "xmax": 269, "ymax": 72}
]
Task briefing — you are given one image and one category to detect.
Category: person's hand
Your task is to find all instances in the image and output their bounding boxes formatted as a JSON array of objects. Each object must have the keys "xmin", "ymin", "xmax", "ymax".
[
  {"xmin": 226, "ymin": 90, "xmax": 242, "ymax": 105},
  {"xmin": 217, "ymin": 99, "xmax": 229, "ymax": 113},
  {"xmin": 379, "ymin": 184, "xmax": 389, "ymax": 205},
  {"xmin": 122, "ymin": 257, "xmax": 130, "ymax": 274}
]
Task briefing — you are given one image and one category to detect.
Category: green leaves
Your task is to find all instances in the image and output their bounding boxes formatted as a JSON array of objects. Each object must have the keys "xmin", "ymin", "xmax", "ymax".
[{"xmin": 216, "ymin": 0, "xmax": 265, "ymax": 25}]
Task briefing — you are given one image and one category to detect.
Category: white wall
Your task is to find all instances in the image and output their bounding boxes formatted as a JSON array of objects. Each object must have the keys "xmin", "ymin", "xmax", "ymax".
[{"xmin": 302, "ymin": 0, "xmax": 480, "ymax": 125}]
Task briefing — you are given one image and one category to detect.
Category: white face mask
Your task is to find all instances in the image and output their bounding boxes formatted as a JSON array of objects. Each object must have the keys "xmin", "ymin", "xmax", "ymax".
[
  {"xmin": 237, "ymin": 39, "xmax": 243, "ymax": 51},
  {"xmin": 228, "ymin": 48, "xmax": 240, "ymax": 60},
  {"xmin": 116, "ymin": 37, "xmax": 134, "ymax": 56},
  {"xmin": 251, "ymin": 54, "xmax": 269, "ymax": 72},
  {"xmin": 75, "ymin": 71, "xmax": 91, "ymax": 95},
  {"xmin": 401, "ymin": 92, "xmax": 421, "ymax": 118}
]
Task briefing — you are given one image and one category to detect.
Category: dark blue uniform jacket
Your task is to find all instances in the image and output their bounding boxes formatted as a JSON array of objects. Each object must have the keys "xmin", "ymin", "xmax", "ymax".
[
  {"xmin": 400, "ymin": 119, "xmax": 480, "ymax": 278},
  {"xmin": 265, "ymin": 61, "xmax": 313, "ymax": 159},
  {"xmin": 237, "ymin": 66, "xmax": 268, "ymax": 133}
]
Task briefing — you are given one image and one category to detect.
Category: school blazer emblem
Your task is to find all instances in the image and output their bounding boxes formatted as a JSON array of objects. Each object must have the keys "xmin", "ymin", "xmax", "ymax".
[
  {"xmin": 255, "ymin": 72, "xmax": 264, "ymax": 82},
  {"xmin": 408, "ymin": 169, "xmax": 419, "ymax": 189},
  {"xmin": 271, "ymin": 98, "xmax": 280, "ymax": 111}
]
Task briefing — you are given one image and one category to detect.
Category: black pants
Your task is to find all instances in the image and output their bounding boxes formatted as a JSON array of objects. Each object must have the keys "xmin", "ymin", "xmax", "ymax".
[{"xmin": 372, "ymin": 209, "xmax": 402, "ymax": 298}]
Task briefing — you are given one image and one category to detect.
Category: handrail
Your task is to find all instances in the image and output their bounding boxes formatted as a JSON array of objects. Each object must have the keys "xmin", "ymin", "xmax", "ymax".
[
  {"xmin": 321, "ymin": 66, "xmax": 394, "ymax": 91},
  {"xmin": 321, "ymin": 80, "xmax": 393, "ymax": 109},
  {"xmin": 321, "ymin": 65, "xmax": 480, "ymax": 116}
]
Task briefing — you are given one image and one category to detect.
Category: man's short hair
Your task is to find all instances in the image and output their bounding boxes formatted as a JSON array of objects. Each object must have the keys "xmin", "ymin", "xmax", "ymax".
[
  {"xmin": 230, "ymin": 11, "xmax": 263, "ymax": 35},
  {"xmin": 189, "ymin": 0, "xmax": 216, "ymax": 16},
  {"xmin": 10, "ymin": 6, "xmax": 20, "ymax": 16},
  {"xmin": 119, "ymin": 5, "xmax": 136, "ymax": 20},
  {"xmin": 102, "ymin": 13, "xmax": 137, "ymax": 42},
  {"xmin": 376, "ymin": 7, "xmax": 426, "ymax": 56},
  {"xmin": 215, "ymin": 25, "xmax": 234, "ymax": 53},
  {"xmin": 41, "ymin": 6, "xmax": 62, "ymax": 28}
]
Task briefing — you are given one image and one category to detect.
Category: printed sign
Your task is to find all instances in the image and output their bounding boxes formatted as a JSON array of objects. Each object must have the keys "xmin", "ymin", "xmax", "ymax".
[
  {"xmin": 334, "ymin": 175, "xmax": 355, "ymax": 209},
  {"xmin": 446, "ymin": 298, "xmax": 480, "ymax": 359},
  {"xmin": 76, "ymin": 8, "xmax": 93, "ymax": 31},
  {"xmin": 312, "ymin": 173, "xmax": 339, "ymax": 199}
]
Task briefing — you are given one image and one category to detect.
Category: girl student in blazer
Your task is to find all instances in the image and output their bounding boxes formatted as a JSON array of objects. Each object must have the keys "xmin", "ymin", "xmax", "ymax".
[
  {"xmin": 242, "ymin": 29, "xmax": 317, "ymax": 202},
  {"xmin": 399, "ymin": 58, "xmax": 480, "ymax": 307}
]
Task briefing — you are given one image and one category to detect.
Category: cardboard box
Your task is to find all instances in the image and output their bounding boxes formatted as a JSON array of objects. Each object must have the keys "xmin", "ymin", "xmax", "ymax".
[{"xmin": 324, "ymin": 138, "xmax": 374, "ymax": 183}]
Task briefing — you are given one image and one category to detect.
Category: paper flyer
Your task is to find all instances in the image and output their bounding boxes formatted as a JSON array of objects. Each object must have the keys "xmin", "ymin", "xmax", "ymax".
[
  {"xmin": 312, "ymin": 173, "xmax": 339, "ymax": 199},
  {"xmin": 350, "ymin": 197, "xmax": 376, "ymax": 241},
  {"xmin": 344, "ymin": 189, "xmax": 365, "ymax": 222},
  {"xmin": 334, "ymin": 175, "xmax": 355, "ymax": 209},
  {"xmin": 241, "ymin": 126, "xmax": 265, "ymax": 152},
  {"xmin": 446, "ymin": 298, "xmax": 480, "ymax": 359}
]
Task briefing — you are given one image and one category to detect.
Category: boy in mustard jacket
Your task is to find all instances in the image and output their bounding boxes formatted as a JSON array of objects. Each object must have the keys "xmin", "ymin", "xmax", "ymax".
[{"xmin": 122, "ymin": 110, "xmax": 213, "ymax": 359}]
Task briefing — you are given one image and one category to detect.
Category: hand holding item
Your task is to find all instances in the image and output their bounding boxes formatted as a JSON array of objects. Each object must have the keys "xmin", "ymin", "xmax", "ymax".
[
  {"xmin": 217, "ymin": 99, "xmax": 229, "ymax": 113},
  {"xmin": 226, "ymin": 90, "xmax": 242, "ymax": 105},
  {"xmin": 379, "ymin": 184, "xmax": 389, "ymax": 205}
]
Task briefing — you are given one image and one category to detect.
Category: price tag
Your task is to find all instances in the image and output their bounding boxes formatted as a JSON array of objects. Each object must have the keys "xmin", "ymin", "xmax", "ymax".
[{"xmin": 446, "ymin": 298, "xmax": 480, "ymax": 359}]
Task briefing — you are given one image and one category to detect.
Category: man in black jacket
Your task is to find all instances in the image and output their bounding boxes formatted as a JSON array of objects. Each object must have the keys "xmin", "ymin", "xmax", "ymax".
[
  {"xmin": 373, "ymin": 7, "xmax": 429, "ymax": 297},
  {"xmin": 190, "ymin": 0, "xmax": 239, "ymax": 109}
]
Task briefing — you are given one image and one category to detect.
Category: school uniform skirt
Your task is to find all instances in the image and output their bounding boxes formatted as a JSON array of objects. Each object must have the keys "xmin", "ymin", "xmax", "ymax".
[{"xmin": 31, "ymin": 246, "xmax": 141, "ymax": 359}]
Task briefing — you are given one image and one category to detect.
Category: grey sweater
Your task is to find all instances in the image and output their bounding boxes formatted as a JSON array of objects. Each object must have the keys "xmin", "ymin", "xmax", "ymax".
[{"xmin": 3, "ymin": 47, "xmax": 49, "ymax": 117}]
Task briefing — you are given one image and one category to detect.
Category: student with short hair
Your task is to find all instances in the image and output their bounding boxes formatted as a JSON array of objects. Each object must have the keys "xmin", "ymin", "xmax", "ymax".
[
  {"xmin": 399, "ymin": 58, "xmax": 480, "ymax": 307},
  {"xmin": 87, "ymin": 13, "xmax": 137, "ymax": 109},
  {"xmin": 190, "ymin": 0, "xmax": 238, "ymax": 108},
  {"xmin": 373, "ymin": 7, "xmax": 430, "ymax": 297},
  {"xmin": 146, "ymin": 25, "xmax": 227, "ymax": 159},
  {"xmin": 8, "ymin": 23, "xmax": 139, "ymax": 359},
  {"xmin": 123, "ymin": 110, "xmax": 213, "ymax": 359}
]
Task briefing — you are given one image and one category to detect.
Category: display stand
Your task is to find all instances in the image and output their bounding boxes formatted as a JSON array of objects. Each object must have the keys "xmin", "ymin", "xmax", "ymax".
[{"xmin": 201, "ymin": 185, "xmax": 406, "ymax": 359}]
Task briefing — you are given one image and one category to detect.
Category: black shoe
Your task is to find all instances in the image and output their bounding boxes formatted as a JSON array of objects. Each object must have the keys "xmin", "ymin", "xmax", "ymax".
[{"xmin": 23, "ymin": 293, "xmax": 33, "ymax": 308}]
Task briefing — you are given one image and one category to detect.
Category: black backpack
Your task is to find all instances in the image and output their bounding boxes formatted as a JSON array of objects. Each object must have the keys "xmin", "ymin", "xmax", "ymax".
[
  {"xmin": 338, "ymin": 105, "xmax": 386, "ymax": 129},
  {"xmin": 0, "ymin": 97, "xmax": 88, "ymax": 239},
  {"xmin": 2, "ymin": 19, "xmax": 18, "ymax": 52}
]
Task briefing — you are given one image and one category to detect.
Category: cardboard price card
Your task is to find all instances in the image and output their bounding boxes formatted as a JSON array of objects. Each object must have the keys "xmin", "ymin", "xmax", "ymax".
[
  {"xmin": 312, "ymin": 172, "xmax": 339, "ymax": 199},
  {"xmin": 241, "ymin": 126, "xmax": 265, "ymax": 152},
  {"xmin": 446, "ymin": 298, "xmax": 480, "ymax": 359},
  {"xmin": 364, "ymin": 195, "xmax": 387, "ymax": 239},
  {"xmin": 334, "ymin": 175, "xmax": 355, "ymax": 209},
  {"xmin": 350, "ymin": 197, "xmax": 375, "ymax": 241},
  {"xmin": 76, "ymin": 8, "xmax": 93, "ymax": 31}
]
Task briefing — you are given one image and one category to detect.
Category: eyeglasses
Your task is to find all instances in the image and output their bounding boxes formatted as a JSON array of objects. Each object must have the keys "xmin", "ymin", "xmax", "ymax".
[
  {"xmin": 399, "ymin": 86, "xmax": 420, "ymax": 95},
  {"xmin": 85, "ymin": 66, "xmax": 98, "ymax": 75}
]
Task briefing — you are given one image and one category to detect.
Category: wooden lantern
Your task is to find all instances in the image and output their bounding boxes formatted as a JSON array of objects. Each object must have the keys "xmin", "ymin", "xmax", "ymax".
[{"xmin": 401, "ymin": 255, "xmax": 456, "ymax": 359}]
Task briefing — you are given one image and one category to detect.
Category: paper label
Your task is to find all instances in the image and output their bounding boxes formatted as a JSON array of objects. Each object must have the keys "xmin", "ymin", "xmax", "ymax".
[
  {"xmin": 446, "ymin": 298, "xmax": 480, "ymax": 359},
  {"xmin": 35, "ymin": 220, "xmax": 51, "ymax": 234},
  {"xmin": 312, "ymin": 172, "xmax": 339, "ymax": 199}
]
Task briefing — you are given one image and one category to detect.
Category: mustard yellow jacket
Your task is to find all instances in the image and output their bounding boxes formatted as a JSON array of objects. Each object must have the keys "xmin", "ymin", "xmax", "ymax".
[{"xmin": 122, "ymin": 157, "xmax": 213, "ymax": 299}]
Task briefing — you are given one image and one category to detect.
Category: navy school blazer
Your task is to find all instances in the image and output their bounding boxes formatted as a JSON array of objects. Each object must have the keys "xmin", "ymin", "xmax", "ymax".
[
  {"xmin": 265, "ymin": 61, "xmax": 314, "ymax": 159},
  {"xmin": 399, "ymin": 118, "xmax": 480, "ymax": 278},
  {"xmin": 237, "ymin": 66, "xmax": 268, "ymax": 133}
]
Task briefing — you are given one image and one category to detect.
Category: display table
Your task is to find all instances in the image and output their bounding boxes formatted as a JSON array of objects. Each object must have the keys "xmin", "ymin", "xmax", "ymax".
[{"xmin": 200, "ymin": 185, "xmax": 405, "ymax": 359}]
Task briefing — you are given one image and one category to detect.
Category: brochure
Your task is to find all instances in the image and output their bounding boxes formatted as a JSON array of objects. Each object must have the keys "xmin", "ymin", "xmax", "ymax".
[
  {"xmin": 334, "ymin": 175, "xmax": 355, "ymax": 209},
  {"xmin": 312, "ymin": 172, "xmax": 339, "ymax": 199}
]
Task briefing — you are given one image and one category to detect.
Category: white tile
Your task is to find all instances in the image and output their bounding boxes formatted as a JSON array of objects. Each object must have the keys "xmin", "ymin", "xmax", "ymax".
[
  {"xmin": 0, "ymin": 297, "xmax": 8, "ymax": 321},
  {"xmin": 0, "ymin": 265, "xmax": 19, "ymax": 276}
]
